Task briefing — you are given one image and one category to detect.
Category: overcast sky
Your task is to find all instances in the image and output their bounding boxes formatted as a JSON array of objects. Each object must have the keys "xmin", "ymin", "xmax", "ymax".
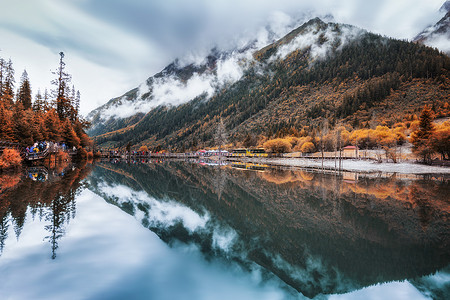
[{"xmin": 0, "ymin": 0, "xmax": 446, "ymax": 115}]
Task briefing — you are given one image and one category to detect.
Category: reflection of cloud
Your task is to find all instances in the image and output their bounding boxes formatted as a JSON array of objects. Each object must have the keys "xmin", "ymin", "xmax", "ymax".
[
  {"xmin": 98, "ymin": 183, "xmax": 209, "ymax": 232},
  {"xmin": 0, "ymin": 189, "xmax": 290, "ymax": 300},
  {"xmin": 212, "ymin": 227, "xmax": 237, "ymax": 253}
]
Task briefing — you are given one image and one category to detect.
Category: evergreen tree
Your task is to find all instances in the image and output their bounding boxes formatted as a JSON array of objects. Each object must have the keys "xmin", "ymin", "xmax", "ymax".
[
  {"xmin": 75, "ymin": 90, "xmax": 81, "ymax": 118},
  {"xmin": 1, "ymin": 59, "xmax": 15, "ymax": 108},
  {"xmin": 0, "ymin": 102, "xmax": 14, "ymax": 141},
  {"xmin": 44, "ymin": 109, "xmax": 62, "ymax": 142},
  {"xmin": 410, "ymin": 105, "xmax": 435, "ymax": 163},
  {"xmin": 17, "ymin": 70, "xmax": 32, "ymax": 109},
  {"xmin": 62, "ymin": 120, "xmax": 80, "ymax": 148},
  {"xmin": 214, "ymin": 118, "xmax": 228, "ymax": 153},
  {"xmin": 12, "ymin": 102, "xmax": 33, "ymax": 145},
  {"xmin": 43, "ymin": 88, "xmax": 50, "ymax": 111},
  {"xmin": 51, "ymin": 52, "xmax": 72, "ymax": 120},
  {"xmin": 0, "ymin": 58, "xmax": 4, "ymax": 100},
  {"xmin": 33, "ymin": 89, "xmax": 45, "ymax": 112}
]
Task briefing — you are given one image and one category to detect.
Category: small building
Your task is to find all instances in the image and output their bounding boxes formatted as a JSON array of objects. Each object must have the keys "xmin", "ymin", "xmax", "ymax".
[{"xmin": 342, "ymin": 145, "xmax": 359, "ymax": 158}]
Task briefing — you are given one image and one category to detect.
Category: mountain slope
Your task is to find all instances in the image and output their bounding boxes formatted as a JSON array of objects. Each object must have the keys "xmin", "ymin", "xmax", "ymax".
[
  {"xmin": 89, "ymin": 18, "xmax": 450, "ymax": 151},
  {"xmin": 414, "ymin": 1, "xmax": 450, "ymax": 55}
]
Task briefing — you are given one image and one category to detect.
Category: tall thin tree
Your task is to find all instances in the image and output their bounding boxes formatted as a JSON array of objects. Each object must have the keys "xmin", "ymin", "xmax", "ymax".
[{"xmin": 51, "ymin": 52, "xmax": 71, "ymax": 120}]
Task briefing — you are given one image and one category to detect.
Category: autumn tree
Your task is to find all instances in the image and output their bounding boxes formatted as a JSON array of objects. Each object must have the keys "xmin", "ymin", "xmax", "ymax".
[
  {"xmin": 12, "ymin": 102, "xmax": 33, "ymax": 145},
  {"xmin": 410, "ymin": 105, "xmax": 435, "ymax": 163},
  {"xmin": 430, "ymin": 121, "xmax": 450, "ymax": 160},
  {"xmin": 263, "ymin": 138, "xmax": 292, "ymax": 153},
  {"xmin": 0, "ymin": 102, "xmax": 14, "ymax": 141},
  {"xmin": 44, "ymin": 109, "xmax": 63, "ymax": 142}
]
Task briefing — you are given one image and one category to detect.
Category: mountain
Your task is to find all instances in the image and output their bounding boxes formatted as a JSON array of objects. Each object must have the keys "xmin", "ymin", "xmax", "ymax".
[
  {"xmin": 414, "ymin": 1, "xmax": 450, "ymax": 55},
  {"xmin": 88, "ymin": 18, "xmax": 450, "ymax": 151}
]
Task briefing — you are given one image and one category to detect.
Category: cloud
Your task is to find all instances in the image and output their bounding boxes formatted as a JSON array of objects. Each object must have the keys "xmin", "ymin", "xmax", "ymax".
[
  {"xmin": 269, "ymin": 22, "xmax": 365, "ymax": 63},
  {"xmin": 100, "ymin": 50, "xmax": 254, "ymax": 120},
  {"xmin": 0, "ymin": 0, "xmax": 446, "ymax": 116}
]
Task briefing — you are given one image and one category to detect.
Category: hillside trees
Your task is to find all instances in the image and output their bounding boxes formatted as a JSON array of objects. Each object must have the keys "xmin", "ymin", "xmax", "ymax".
[{"xmin": 0, "ymin": 52, "xmax": 91, "ymax": 150}]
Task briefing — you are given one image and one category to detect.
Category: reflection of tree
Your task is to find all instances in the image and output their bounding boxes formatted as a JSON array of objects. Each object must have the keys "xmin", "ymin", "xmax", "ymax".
[
  {"xmin": 214, "ymin": 167, "xmax": 228, "ymax": 200},
  {"xmin": 45, "ymin": 191, "xmax": 76, "ymax": 259},
  {"xmin": 0, "ymin": 213, "xmax": 9, "ymax": 256},
  {"xmin": 0, "ymin": 162, "xmax": 91, "ymax": 259}
]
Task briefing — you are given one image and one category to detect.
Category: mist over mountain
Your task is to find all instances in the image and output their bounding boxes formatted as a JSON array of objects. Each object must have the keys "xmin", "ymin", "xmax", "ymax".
[
  {"xmin": 414, "ymin": 1, "xmax": 450, "ymax": 54},
  {"xmin": 87, "ymin": 17, "xmax": 450, "ymax": 150}
]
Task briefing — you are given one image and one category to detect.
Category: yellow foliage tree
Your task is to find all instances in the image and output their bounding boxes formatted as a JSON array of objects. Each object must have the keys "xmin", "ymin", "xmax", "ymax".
[
  {"xmin": 300, "ymin": 142, "xmax": 315, "ymax": 153},
  {"xmin": 263, "ymin": 138, "xmax": 292, "ymax": 153}
]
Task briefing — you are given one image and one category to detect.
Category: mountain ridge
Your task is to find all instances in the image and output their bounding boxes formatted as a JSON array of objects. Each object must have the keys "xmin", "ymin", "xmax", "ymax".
[
  {"xmin": 88, "ymin": 17, "xmax": 450, "ymax": 150},
  {"xmin": 413, "ymin": 1, "xmax": 450, "ymax": 54}
]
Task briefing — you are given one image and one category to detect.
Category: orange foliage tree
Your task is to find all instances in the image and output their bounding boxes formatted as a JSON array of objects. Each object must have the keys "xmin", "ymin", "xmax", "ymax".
[{"xmin": 0, "ymin": 149, "xmax": 22, "ymax": 170}]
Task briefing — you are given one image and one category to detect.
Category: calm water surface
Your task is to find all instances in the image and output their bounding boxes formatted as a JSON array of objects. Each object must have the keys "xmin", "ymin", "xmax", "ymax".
[{"xmin": 0, "ymin": 160, "xmax": 449, "ymax": 299}]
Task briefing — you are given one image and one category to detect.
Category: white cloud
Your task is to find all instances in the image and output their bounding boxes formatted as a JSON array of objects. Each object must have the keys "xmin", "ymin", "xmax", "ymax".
[
  {"xmin": 0, "ymin": 0, "xmax": 446, "ymax": 117},
  {"xmin": 269, "ymin": 22, "xmax": 365, "ymax": 63}
]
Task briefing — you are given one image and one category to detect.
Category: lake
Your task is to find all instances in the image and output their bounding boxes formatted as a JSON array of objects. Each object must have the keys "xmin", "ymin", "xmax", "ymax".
[{"xmin": 0, "ymin": 160, "xmax": 449, "ymax": 299}]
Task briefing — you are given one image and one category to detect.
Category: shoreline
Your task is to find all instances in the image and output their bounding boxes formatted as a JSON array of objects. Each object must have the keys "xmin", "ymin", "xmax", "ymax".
[{"xmin": 225, "ymin": 157, "xmax": 450, "ymax": 175}]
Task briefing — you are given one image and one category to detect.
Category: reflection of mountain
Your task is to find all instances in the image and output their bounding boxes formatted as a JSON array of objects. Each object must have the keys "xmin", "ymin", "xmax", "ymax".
[
  {"xmin": 0, "ymin": 163, "xmax": 92, "ymax": 258},
  {"xmin": 88, "ymin": 161, "xmax": 450, "ymax": 298}
]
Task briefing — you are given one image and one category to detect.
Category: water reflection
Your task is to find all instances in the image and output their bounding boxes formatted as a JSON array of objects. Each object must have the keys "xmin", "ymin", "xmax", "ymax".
[
  {"xmin": 0, "ymin": 159, "xmax": 449, "ymax": 299},
  {"xmin": 89, "ymin": 160, "xmax": 449, "ymax": 298},
  {"xmin": 0, "ymin": 163, "xmax": 91, "ymax": 258}
]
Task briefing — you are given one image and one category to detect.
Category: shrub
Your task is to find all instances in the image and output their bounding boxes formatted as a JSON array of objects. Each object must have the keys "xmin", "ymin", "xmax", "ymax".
[
  {"xmin": 300, "ymin": 142, "xmax": 316, "ymax": 153},
  {"xmin": 263, "ymin": 138, "xmax": 292, "ymax": 153},
  {"xmin": 0, "ymin": 149, "xmax": 22, "ymax": 170}
]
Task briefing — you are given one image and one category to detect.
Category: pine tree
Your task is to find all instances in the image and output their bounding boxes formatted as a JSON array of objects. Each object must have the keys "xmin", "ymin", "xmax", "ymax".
[
  {"xmin": 75, "ymin": 90, "xmax": 81, "ymax": 118},
  {"xmin": 43, "ymin": 88, "xmax": 50, "ymax": 111},
  {"xmin": 17, "ymin": 70, "xmax": 32, "ymax": 110},
  {"xmin": 0, "ymin": 102, "xmax": 14, "ymax": 141},
  {"xmin": 1, "ymin": 59, "xmax": 15, "ymax": 108},
  {"xmin": 51, "ymin": 52, "xmax": 72, "ymax": 120},
  {"xmin": 0, "ymin": 58, "xmax": 4, "ymax": 100},
  {"xmin": 62, "ymin": 120, "xmax": 80, "ymax": 148},
  {"xmin": 410, "ymin": 105, "xmax": 435, "ymax": 163},
  {"xmin": 44, "ymin": 109, "xmax": 62, "ymax": 142},
  {"xmin": 33, "ymin": 89, "xmax": 45, "ymax": 112},
  {"xmin": 12, "ymin": 102, "xmax": 33, "ymax": 145},
  {"xmin": 214, "ymin": 118, "xmax": 228, "ymax": 153}
]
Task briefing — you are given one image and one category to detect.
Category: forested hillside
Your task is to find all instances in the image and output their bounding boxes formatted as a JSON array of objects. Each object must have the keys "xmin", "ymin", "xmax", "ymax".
[{"xmin": 90, "ymin": 18, "xmax": 450, "ymax": 151}]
